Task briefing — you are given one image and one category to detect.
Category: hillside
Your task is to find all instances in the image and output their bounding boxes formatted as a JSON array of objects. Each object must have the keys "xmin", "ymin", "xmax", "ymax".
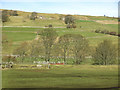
[
  {"xmin": 1, "ymin": 9, "xmax": 118, "ymax": 27},
  {"xmin": 1, "ymin": 9, "xmax": 118, "ymax": 54}
]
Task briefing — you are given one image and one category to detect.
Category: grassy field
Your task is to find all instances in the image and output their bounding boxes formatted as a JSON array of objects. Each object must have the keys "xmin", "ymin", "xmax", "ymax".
[
  {"xmin": 2, "ymin": 9, "xmax": 118, "ymax": 51},
  {"xmin": 2, "ymin": 10, "xmax": 118, "ymax": 31},
  {"xmin": 2, "ymin": 65, "xmax": 118, "ymax": 88},
  {"xmin": 1, "ymin": 9, "xmax": 119, "ymax": 89},
  {"xmin": 2, "ymin": 27, "xmax": 118, "ymax": 39},
  {"xmin": 3, "ymin": 16, "xmax": 66, "ymax": 27},
  {"xmin": 75, "ymin": 20, "xmax": 118, "ymax": 32},
  {"xmin": 2, "ymin": 27, "xmax": 118, "ymax": 54}
]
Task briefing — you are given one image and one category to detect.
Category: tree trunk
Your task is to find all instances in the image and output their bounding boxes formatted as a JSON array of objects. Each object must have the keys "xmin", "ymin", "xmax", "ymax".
[{"xmin": 64, "ymin": 48, "xmax": 66, "ymax": 64}]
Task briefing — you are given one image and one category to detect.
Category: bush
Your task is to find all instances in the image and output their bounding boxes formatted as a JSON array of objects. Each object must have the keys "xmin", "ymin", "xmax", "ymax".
[
  {"xmin": 30, "ymin": 12, "xmax": 37, "ymax": 20},
  {"xmin": 45, "ymin": 25, "xmax": 48, "ymax": 27},
  {"xmin": 65, "ymin": 15, "xmax": 75, "ymax": 24},
  {"xmin": 13, "ymin": 11, "xmax": 18, "ymax": 16},
  {"xmin": 30, "ymin": 16, "xmax": 35, "ymax": 20},
  {"xmin": 101, "ymin": 30, "xmax": 109, "ymax": 34},
  {"xmin": 95, "ymin": 30, "xmax": 101, "ymax": 33},
  {"xmin": 119, "ymin": 18, "xmax": 120, "ymax": 22},
  {"xmin": 114, "ymin": 33, "xmax": 118, "ymax": 36},
  {"xmin": 49, "ymin": 24, "xmax": 53, "ymax": 28},
  {"xmin": 104, "ymin": 30, "xmax": 109, "ymax": 34},
  {"xmin": 101, "ymin": 30, "xmax": 105, "ymax": 34},
  {"xmin": 109, "ymin": 32, "xmax": 116, "ymax": 36},
  {"xmin": 66, "ymin": 24, "xmax": 72, "ymax": 28},
  {"xmin": 2, "ymin": 56, "xmax": 16, "ymax": 63},
  {"xmin": 66, "ymin": 24, "xmax": 76, "ymax": 28},
  {"xmin": 118, "ymin": 34, "xmax": 120, "ymax": 37},
  {"xmin": 72, "ymin": 24, "xmax": 77, "ymax": 28}
]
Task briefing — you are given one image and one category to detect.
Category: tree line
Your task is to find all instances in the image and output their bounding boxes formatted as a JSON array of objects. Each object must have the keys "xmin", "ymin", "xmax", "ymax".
[
  {"xmin": 2, "ymin": 10, "xmax": 18, "ymax": 23},
  {"xmin": 6, "ymin": 28, "xmax": 117, "ymax": 65}
]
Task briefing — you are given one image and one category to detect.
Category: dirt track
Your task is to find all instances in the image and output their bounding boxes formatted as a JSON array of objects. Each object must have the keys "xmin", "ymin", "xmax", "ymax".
[
  {"xmin": 1, "ymin": 26, "xmax": 66, "ymax": 28},
  {"xmin": 95, "ymin": 20, "xmax": 118, "ymax": 24}
]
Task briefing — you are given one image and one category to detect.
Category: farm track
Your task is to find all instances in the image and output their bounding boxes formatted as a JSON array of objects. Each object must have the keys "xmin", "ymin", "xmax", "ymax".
[
  {"xmin": 2, "ymin": 30, "xmax": 82, "ymax": 32},
  {"xmin": 1, "ymin": 26, "xmax": 66, "ymax": 28},
  {"xmin": 2, "ymin": 31, "xmax": 34, "ymax": 32},
  {"xmin": 93, "ymin": 20, "xmax": 118, "ymax": 24}
]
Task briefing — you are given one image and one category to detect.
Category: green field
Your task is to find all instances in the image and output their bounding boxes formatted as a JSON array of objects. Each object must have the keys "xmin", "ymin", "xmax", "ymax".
[
  {"xmin": 2, "ymin": 10, "xmax": 118, "ymax": 54},
  {"xmin": 3, "ymin": 16, "xmax": 66, "ymax": 27},
  {"xmin": 1, "ymin": 9, "xmax": 119, "ymax": 89},
  {"xmin": 2, "ymin": 27, "xmax": 118, "ymax": 54},
  {"xmin": 2, "ymin": 65, "xmax": 118, "ymax": 88}
]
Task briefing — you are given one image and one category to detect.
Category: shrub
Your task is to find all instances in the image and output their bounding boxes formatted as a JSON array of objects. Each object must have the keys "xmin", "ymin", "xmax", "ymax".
[
  {"xmin": 118, "ymin": 34, "xmax": 120, "ymax": 37},
  {"xmin": 2, "ymin": 56, "xmax": 16, "ymax": 63},
  {"xmin": 95, "ymin": 30, "xmax": 101, "ymax": 33},
  {"xmin": 115, "ymin": 33, "xmax": 118, "ymax": 36},
  {"xmin": 65, "ymin": 15, "xmax": 75, "ymax": 25},
  {"xmin": 30, "ymin": 16, "xmax": 35, "ymax": 20},
  {"xmin": 72, "ymin": 24, "xmax": 77, "ymax": 28},
  {"xmin": 30, "ymin": 12, "xmax": 37, "ymax": 20},
  {"xmin": 66, "ymin": 24, "xmax": 76, "ymax": 28},
  {"xmin": 49, "ymin": 24, "xmax": 52, "ymax": 28},
  {"xmin": 66, "ymin": 24, "xmax": 72, "ymax": 28},
  {"xmin": 101, "ymin": 30, "xmax": 105, "ymax": 34},
  {"xmin": 101, "ymin": 30, "xmax": 109, "ymax": 34},
  {"xmin": 109, "ymin": 32, "xmax": 116, "ymax": 36},
  {"xmin": 119, "ymin": 18, "xmax": 120, "ymax": 22},
  {"xmin": 104, "ymin": 30, "xmax": 109, "ymax": 34},
  {"xmin": 45, "ymin": 25, "xmax": 48, "ymax": 27}
]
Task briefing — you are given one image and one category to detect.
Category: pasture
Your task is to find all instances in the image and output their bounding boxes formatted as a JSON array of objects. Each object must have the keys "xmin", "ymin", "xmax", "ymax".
[
  {"xmin": 1, "ymin": 10, "xmax": 119, "ymax": 89},
  {"xmin": 2, "ymin": 65, "xmax": 118, "ymax": 88},
  {"xmin": 2, "ymin": 26, "xmax": 118, "ymax": 54}
]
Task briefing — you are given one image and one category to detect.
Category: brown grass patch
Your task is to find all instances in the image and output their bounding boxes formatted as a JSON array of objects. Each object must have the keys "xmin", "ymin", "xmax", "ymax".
[{"xmin": 95, "ymin": 20, "xmax": 118, "ymax": 24}]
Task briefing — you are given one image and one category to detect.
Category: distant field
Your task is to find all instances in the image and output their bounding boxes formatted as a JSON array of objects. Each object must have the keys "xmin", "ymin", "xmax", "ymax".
[
  {"xmin": 3, "ymin": 16, "xmax": 66, "ymax": 27},
  {"xmin": 2, "ymin": 27, "xmax": 118, "ymax": 39},
  {"xmin": 4, "ymin": 20, "xmax": 118, "ymax": 32},
  {"xmin": 86, "ymin": 16, "xmax": 118, "ymax": 20},
  {"xmin": 3, "ymin": 32, "xmax": 36, "ymax": 42},
  {"xmin": 2, "ymin": 65, "xmax": 118, "ymax": 88},
  {"xmin": 76, "ymin": 20, "xmax": 95, "ymax": 22},
  {"xmin": 2, "ymin": 27, "xmax": 118, "ymax": 54},
  {"xmin": 75, "ymin": 21, "xmax": 118, "ymax": 32},
  {"xmin": 2, "ymin": 12, "xmax": 118, "ymax": 33}
]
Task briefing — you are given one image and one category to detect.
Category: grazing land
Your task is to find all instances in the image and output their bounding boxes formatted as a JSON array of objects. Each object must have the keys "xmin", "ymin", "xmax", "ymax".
[
  {"xmin": 2, "ymin": 27, "xmax": 118, "ymax": 54},
  {"xmin": 1, "ymin": 9, "xmax": 119, "ymax": 89},
  {"xmin": 2, "ymin": 65, "xmax": 118, "ymax": 88}
]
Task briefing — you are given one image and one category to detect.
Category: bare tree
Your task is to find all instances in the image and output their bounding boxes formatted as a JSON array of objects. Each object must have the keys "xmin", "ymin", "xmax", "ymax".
[
  {"xmin": 2, "ymin": 34, "xmax": 12, "ymax": 54},
  {"xmin": 72, "ymin": 34, "xmax": 89, "ymax": 64},
  {"xmin": 28, "ymin": 40, "xmax": 44, "ymax": 61},
  {"xmin": 39, "ymin": 28, "xmax": 58, "ymax": 61},
  {"xmin": 59, "ymin": 34, "xmax": 73, "ymax": 64},
  {"xmin": 13, "ymin": 42, "xmax": 29, "ymax": 63},
  {"xmin": 93, "ymin": 40, "xmax": 117, "ymax": 65}
]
